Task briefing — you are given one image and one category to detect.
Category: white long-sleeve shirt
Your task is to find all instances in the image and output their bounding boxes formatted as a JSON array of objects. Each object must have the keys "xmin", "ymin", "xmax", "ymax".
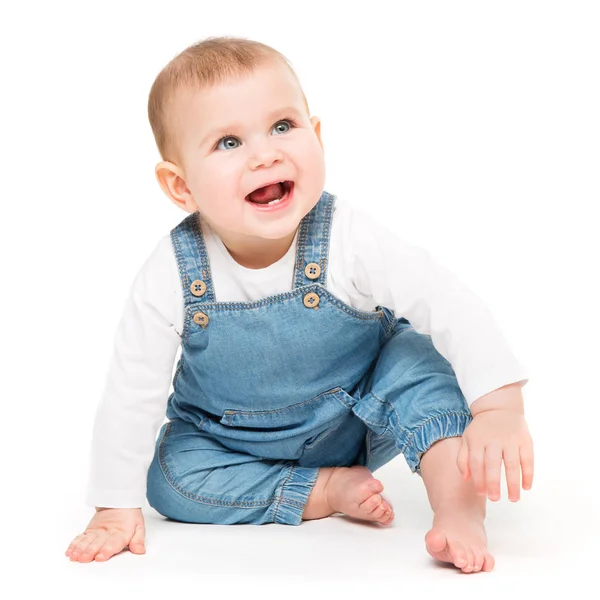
[{"xmin": 86, "ymin": 198, "xmax": 528, "ymax": 507}]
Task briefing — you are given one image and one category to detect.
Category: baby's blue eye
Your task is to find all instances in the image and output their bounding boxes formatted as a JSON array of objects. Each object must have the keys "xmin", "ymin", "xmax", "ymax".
[
  {"xmin": 272, "ymin": 120, "xmax": 291, "ymax": 135},
  {"xmin": 215, "ymin": 119, "xmax": 294, "ymax": 151},
  {"xmin": 216, "ymin": 136, "xmax": 240, "ymax": 151}
]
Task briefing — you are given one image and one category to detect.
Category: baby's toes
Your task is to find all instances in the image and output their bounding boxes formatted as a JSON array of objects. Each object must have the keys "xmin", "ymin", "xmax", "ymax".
[
  {"xmin": 461, "ymin": 547, "xmax": 477, "ymax": 573},
  {"xmin": 447, "ymin": 540, "xmax": 468, "ymax": 570},
  {"xmin": 381, "ymin": 507, "xmax": 395, "ymax": 525},
  {"xmin": 471, "ymin": 547, "xmax": 486, "ymax": 572},
  {"xmin": 371, "ymin": 502, "xmax": 389, "ymax": 522},
  {"xmin": 359, "ymin": 493, "xmax": 385, "ymax": 518},
  {"xmin": 377, "ymin": 500, "xmax": 395, "ymax": 523},
  {"xmin": 482, "ymin": 551, "xmax": 495, "ymax": 572}
]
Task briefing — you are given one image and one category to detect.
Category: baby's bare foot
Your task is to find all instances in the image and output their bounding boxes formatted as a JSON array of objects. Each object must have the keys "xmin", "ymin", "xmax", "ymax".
[
  {"xmin": 324, "ymin": 466, "xmax": 394, "ymax": 525},
  {"xmin": 425, "ymin": 502, "xmax": 494, "ymax": 573}
]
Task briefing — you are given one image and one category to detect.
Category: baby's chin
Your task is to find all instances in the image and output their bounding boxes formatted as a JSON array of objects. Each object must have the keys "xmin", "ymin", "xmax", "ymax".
[
  {"xmin": 245, "ymin": 220, "xmax": 302, "ymax": 241},
  {"xmin": 214, "ymin": 212, "xmax": 300, "ymax": 240}
]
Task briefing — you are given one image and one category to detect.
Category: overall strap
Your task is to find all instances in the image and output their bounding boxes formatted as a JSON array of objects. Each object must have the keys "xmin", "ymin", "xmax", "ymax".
[
  {"xmin": 169, "ymin": 212, "xmax": 216, "ymax": 307},
  {"xmin": 292, "ymin": 190, "xmax": 336, "ymax": 289}
]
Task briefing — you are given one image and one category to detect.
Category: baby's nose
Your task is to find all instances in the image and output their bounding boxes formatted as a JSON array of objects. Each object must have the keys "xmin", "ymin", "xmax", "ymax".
[{"xmin": 249, "ymin": 144, "xmax": 283, "ymax": 169}]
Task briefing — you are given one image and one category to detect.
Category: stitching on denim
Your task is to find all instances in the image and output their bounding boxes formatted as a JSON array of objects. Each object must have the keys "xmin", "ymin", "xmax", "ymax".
[
  {"xmin": 191, "ymin": 212, "xmax": 216, "ymax": 303},
  {"xmin": 157, "ymin": 421, "xmax": 276, "ymax": 508},
  {"xmin": 274, "ymin": 497, "xmax": 305, "ymax": 509},
  {"xmin": 293, "ymin": 207, "xmax": 310, "ymax": 289},
  {"xmin": 311, "ymin": 194, "xmax": 325, "ymax": 285},
  {"xmin": 171, "ymin": 356, "xmax": 184, "ymax": 390},
  {"xmin": 170, "ymin": 231, "xmax": 187, "ymax": 306},
  {"xmin": 368, "ymin": 392, "xmax": 390, "ymax": 405},
  {"xmin": 357, "ymin": 402, "xmax": 470, "ymax": 462},
  {"xmin": 296, "ymin": 214, "xmax": 309, "ymax": 272},
  {"xmin": 170, "ymin": 229, "xmax": 190, "ymax": 341},
  {"xmin": 171, "ymin": 216, "xmax": 198, "ymax": 343},
  {"xmin": 293, "ymin": 193, "xmax": 333, "ymax": 289},
  {"xmin": 211, "ymin": 386, "xmax": 355, "ymax": 433},
  {"xmin": 319, "ymin": 194, "xmax": 334, "ymax": 285},
  {"xmin": 356, "ymin": 393, "xmax": 469, "ymax": 442},
  {"xmin": 335, "ymin": 393, "xmax": 355, "ymax": 410},
  {"xmin": 397, "ymin": 410, "xmax": 471, "ymax": 456},
  {"xmin": 384, "ymin": 316, "xmax": 397, "ymax": 338},
  {"xmin": 355, "ymin": 393, "xmax": 391, "ymax": 430},
  {"xmin": 410, "ymin": 412, "xmax": 472, "ymax": 473},
  {"xmin": 272, "ymin": 464, "xmax": 297, "ymax": 522},
  {"xmin": 183, "ymin": 314, "xmax": 190, "ymax": 345},
  {"xmin": 223, "ymin": 387, "xmax": 343, "ymax": 420},
  {"xmin": 184, "ymin": 284, "xmax": 384, "ymax": 322}
]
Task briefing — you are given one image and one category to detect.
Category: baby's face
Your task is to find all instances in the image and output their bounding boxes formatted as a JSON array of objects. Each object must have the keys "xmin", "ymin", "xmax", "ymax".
[{"xmin": 169, "ymin": 61, "xmax": 326, "ymax": 244}]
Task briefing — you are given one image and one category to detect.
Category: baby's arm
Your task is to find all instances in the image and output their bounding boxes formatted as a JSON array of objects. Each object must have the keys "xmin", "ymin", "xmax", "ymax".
[{"xmin": 67, "ymin": 237, "xmax": 182, "ymax": 562}]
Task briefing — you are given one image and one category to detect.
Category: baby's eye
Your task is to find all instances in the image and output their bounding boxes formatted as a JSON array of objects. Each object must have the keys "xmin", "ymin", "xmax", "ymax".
[
  {"xmin": 216, "ymin": 136, "xmax": 240, "ymax": 151},
  {"xmin": 272, "ymin": 120, "xmax": 294, "ymax": 135}
]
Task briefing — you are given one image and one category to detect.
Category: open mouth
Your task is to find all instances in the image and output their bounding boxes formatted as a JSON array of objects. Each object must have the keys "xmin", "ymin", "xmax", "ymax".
[{"xmin": 245, "ymin": 181, "xmax": 294, "ymax": 207}]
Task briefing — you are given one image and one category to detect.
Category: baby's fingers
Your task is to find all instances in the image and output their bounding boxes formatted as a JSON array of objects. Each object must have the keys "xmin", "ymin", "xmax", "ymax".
[
  {"xmin": 503, "ymin": 447, "xmax": 521, "ymax": 501},
  {"xmin": 66, "ymin": 533, "xmax": 95, "ymax": 561},
  {"xmin": 128, "ymin": 523, "xmax": 146, "ymax": 554},
  {"xmin": 520, "ymin": 441, "xmax": 534, "ymax": 490},
  {"xmin": 468, "ymin": 446, "xmax": 486, "ymax": 496},
  {"xmin": 456, "ymin": 438, "xmax": 471, "ymax": 481},
  {"xmin": 75, "ymin": 531, "xmax": 114, "ymax": 563},
  {"xmin": 484, "ymin": 446, "xmax": 503, "ymax": 501},
  {"xmin": 67, "ymin": 530, "xmax": 109, "ymax": 562},
  {"xmin": 95, "ymin": 530, "xmax": 129, "ymax": 562}
]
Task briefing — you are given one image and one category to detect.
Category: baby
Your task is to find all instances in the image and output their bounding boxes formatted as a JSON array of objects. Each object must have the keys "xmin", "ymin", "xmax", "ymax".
[{"xmin": 66, "ymin": 36, "xmax": 533, "ymax": 573}]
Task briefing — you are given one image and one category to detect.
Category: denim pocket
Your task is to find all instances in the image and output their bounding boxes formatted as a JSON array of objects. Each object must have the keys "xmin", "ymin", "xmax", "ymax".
[
  {"xmin": 219, "ymin": 387, "xmax": 354, "ymax": 431},
  {"xmin": 197, "ymin": 388, "xmax": 357, "ymax": 461}
]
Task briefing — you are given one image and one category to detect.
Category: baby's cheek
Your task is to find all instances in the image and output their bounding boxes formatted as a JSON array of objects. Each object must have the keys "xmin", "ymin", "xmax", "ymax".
[{"xmin": 306, "ymin": 149, "xmax": 326, "ymax": 186}]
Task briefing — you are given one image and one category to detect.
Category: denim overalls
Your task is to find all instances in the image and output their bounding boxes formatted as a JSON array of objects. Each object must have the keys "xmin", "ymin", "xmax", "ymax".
[{"xmin": 147, "ymin": 191, "xmax": 472, "ymax": 525}]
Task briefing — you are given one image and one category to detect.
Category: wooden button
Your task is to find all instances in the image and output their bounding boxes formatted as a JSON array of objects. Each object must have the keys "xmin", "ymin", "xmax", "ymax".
[
  {"xmin": 304, "ymin": 262, "xmax": 321, "ymax": 280},
  {"xmin": 193, "ymin": 312, "xmax": 209, "ymax": 327},
  {"xmin": 190, "ymin": 280, "xmax": 207, "ymax": 297},
  {"xmin": 303, "ymin": 292, "xmax": 320, "ymax": 309}
]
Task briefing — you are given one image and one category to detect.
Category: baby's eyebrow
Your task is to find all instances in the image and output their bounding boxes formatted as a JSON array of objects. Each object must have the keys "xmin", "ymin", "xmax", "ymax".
[{"xmin": 200, "ymin": 106, "xmax": 302, "ymax": 147}]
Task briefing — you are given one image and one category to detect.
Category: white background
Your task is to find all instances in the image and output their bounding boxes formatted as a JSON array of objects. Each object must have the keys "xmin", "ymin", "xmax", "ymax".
[{"xmin": 1, "ymin": 0, "xmax": 598, "ymax": 597}]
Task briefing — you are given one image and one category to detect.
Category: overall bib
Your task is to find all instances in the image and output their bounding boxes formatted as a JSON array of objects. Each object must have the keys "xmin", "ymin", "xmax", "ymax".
[{"xmin": 147, "ymin": 192, "xmax": 472, "ymax": 525}]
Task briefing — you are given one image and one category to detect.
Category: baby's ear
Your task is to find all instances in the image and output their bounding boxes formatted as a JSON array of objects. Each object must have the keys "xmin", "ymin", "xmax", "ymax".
[
  {"xmin": 310, "ymin": 116, "xmax": 323, "ymax": 149},
  {"xmin": 155, "ymin": 161, "xmax": 198, "ymax": 214}
]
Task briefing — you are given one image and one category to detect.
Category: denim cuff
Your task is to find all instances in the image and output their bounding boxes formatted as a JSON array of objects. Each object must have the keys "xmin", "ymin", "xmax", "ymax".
[
  {"xmin": 403, "ymin": 411, "xmax": 472, "ymax": 475},
  {"xmin": 269, "ymin": 464, "xmax": 320, "ymax": 526}
]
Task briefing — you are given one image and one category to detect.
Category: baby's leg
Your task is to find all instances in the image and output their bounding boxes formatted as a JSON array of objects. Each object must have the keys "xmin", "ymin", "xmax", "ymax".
[
  {"xmin": 147, "ymin": 419, "xmax": 317, "ymax": 525},
  {"xmin": 350, "ymin": 320, "xmax": 493, "ymax": 572},
  {"xmin": 420, "ymin": 436, "xmax": 493, "ymax": 572},
  {"xmin": 147, "ymin": 419, "xmax": 391, "ymax": 526}
]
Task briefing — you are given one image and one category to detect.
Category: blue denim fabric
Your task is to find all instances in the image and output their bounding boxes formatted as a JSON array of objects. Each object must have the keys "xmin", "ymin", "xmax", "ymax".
[{"xmin": 147, "ymin": 191, "xmax": 472, "ymax": 526}]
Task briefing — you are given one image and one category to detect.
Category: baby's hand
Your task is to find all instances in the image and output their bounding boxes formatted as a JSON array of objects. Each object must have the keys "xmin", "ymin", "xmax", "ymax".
[
  {"xmin": 457, "ymin": 409, "xmax": 534, "ymax": 502},
  {"xmin": 65, "ymin": 507, "xmax": 146, "ymax": 562}
]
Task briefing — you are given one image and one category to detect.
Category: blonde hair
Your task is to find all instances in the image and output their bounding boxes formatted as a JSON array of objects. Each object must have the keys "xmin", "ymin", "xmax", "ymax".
[{"xmin": 148, "ymin": 36, "xmax": 309, "ymax": 163}]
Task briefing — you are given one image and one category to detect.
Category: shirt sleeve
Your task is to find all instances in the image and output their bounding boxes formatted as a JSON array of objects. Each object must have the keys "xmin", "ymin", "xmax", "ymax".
[
  {"xmin": 341, "ymin": 204, "xmax": 529, "ymax": 406},
  {"xmin": 85, "ymin": 236, "xmax": 182, "ymax": 507}
]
